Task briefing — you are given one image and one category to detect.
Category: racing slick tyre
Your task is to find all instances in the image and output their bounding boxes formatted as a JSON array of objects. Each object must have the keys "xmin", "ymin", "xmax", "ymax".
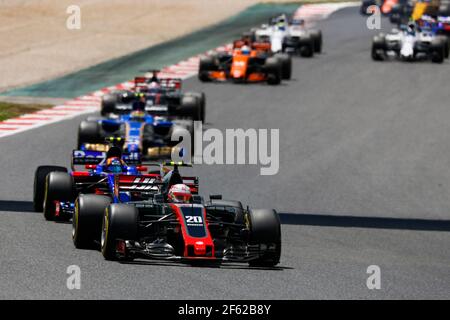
[
  {"xmin": 264, "ymin": 57, "xmax": 282, "ymax": 85},
  {"xmin": 184, "ymin": 92, "xmax": 206, "ymax": 123},
  {"xmin": 371, "ymin": 35, "xmax": 386, "ymax": 61},
  {"xmin": 100, "ymin": 93, "xmax": 117, "ymax": 116},
  {"xmin": 431, "ymin": 39, "xmax": 445, "ymax": 63},
  {"xmin": 248, "ymin": 209, "xmax": 281, "ymax": 267},
  {"xmin": 274, "ymin": 53, "xmax": 292, "ymax": 80},
  {"xmin": 77, "ymin": 120, "xmax": 101, "ymax": 148},
  {"xmin": 33, "ymin": 166, "xmax": 67, "ymax": 212},
  {"xmin": 436, "ymin": 36, "xmax": 449, "ymax": 59},
  {"xmin": 206, "ymin": 199, "xmax": 244, "ymax": 223},
  {"xmin": 101, "ymin": 204, "xmax": 138, "ymax": 261},
  {"xmin": 181, "ymin": 95, "xmax": 202, "ymax": 121},
  {"xmin": 198, "ymin": 56, "xmax": 215, "ymax": 82},
  {"xmin": 299, "ymin": 36, "xmax": 314, "ymax": 58},
  {"xmin": 73, "ymin": 194, "xmax": 111, "ymax": 249},
  {"xmin": 43, "ymin": 172, "xmax": 76, "ymax": 221},
  {"xmin": 309, "ymin": 29, "xmax": 322, "ymax": 53}
]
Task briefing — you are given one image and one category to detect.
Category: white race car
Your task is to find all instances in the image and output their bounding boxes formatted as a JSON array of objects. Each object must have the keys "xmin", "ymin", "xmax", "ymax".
[
  {"xmin": 371, "ymin": 24, "xmax": 448, "ymax": 63},
  {"xmin": 252, "ymin": 14, "xmax": 322, "ymax": 58}
]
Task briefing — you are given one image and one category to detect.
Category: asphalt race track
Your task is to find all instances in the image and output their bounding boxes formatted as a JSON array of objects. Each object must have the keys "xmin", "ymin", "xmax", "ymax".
[{"xmin": 0, "ymin": 7, "xmax": 449, "ymax": 299}]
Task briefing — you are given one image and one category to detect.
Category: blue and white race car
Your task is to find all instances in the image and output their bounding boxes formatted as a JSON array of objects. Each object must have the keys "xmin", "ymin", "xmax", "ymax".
[
  {"xmin": 77, "ymin": 106, "xmax": 193, "ymax": 160},
  {"xmin": 371, "ymin": 22, "xmax": 449, "ymax": 62},
  {"xmin": 33, "ymin": 146, "xmax": 151, "ymax": 221}
]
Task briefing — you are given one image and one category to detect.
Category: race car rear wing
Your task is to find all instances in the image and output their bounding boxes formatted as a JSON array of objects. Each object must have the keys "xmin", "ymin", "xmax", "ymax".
[
  {"xmin": 71, "ymin": 150, "xmax": 141, "ymax": 168},
  {"xmin": 117, "ymin": 174, "xmax": 198, "ymax": 194},
  {"xmin": 134, "ymin": 76, "xmax": 182, "ymax": 91},
  {"xmin": 118, "ymin": 175, "xmax": 163, "ymax": 192}
]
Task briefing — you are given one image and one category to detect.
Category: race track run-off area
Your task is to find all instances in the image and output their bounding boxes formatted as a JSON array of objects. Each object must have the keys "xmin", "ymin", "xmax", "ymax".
[{"xmin": 0, "ymin": 4, "xmax": 449, "ymax": 299}]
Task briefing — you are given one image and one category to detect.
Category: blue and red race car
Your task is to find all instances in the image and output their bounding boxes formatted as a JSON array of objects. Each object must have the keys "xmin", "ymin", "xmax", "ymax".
[{"xmin": 33, "ymin": 146, "xmax": 150, "ymax": 221}]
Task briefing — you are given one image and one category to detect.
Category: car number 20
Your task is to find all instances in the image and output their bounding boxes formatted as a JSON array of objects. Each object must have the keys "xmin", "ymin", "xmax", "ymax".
[{"xmin": 186, "ymin": 216, "xmax": 202, "ymax": 223}]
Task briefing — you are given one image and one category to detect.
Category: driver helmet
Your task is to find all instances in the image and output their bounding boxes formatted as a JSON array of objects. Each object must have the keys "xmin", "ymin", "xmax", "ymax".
[
  {"xmin": 241, "ymin": 45, "xmax": 251, "ymax": 55},
  {"xmin": 106, "ymin": 157, "xmax": 123, "ymax": 173},
  {"xmin": 167, "ymin": 184, "xmax": 192, "ymax": 203},
  {"xmin": 407, "ymin": 21, "xmax": 416, "ymax": 34},
  {"xmin": 147, "ymin": 81, "xmax": 162, "ymax": 94}
]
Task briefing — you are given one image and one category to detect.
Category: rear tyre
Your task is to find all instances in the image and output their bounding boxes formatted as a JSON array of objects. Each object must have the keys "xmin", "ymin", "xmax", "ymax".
[
  {"xmin": 274, "ymin": 53, "xmax": 292, "ymax": 80},
  {"xmin": 33, "ymin": 166, "xmax": 67, "ymax": 212},
  {"xmin": 248, "ymin": 209, "xmax": 281, "ymax": 267},
  {"xmin": 264, "ymin": 57, "xmax": 282, "ymax": 85},
  {"xmin": 100, "ymin": 93, "xmax": 117, "ymax": 116},
  {"xmin": 72, "ymin": 194, "xmax": 111, "ymax": 249},
  {"xmin": 181, "ymin": 95, "xmax": 202, "ymax": 121},
  {"xmin": 437, "ymin": 36, "xmax": 449, "ymax": 59},
  {"xmin": 184, "ymin": 92, "xmax": 206, "ymax": 122},
  {"xmin": 198, "ymin": 56, "xmax": 215, "ymax": 82},
  {"xmin": 206, "ymin": 199, "xmax": 244, "ymax": 224},
  {"xmin": 299, "ymin": 37, "xmax": 314, "ymax": 57},
  {"xmin": 309, "ymin": 29, "xmax": 322, "ymax": 53},
  {"xmin": 78, "ymin": 121, "xmax": 101, "ymax": 148},
  {"xmin": 431, "ymin": 40, "xmax": 445, "ymax": 63},
  {"xmin": 101, "ymin": 204, "xmax": 138, "ymax": 260},
  {"xmin": 43, "ymin": 172, "xmax": 76, "ymax": 221}
]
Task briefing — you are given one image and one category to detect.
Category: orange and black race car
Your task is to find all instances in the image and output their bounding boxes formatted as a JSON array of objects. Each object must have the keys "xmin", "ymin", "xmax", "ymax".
[{"xmin": 198, "ymin": 38, "xmax": 291, "ymax": 85}]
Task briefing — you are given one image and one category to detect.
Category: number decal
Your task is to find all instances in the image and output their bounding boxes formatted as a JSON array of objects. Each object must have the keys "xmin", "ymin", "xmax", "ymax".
[{"xmin": 186, "ymin": 216, "xmax": 203, "ymax": 223}]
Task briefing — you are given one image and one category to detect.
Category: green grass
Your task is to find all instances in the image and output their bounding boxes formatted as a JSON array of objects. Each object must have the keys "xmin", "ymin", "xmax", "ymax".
[{"xmin": 0, "ymin": 102, "xmax": 52, "ymax": 122}]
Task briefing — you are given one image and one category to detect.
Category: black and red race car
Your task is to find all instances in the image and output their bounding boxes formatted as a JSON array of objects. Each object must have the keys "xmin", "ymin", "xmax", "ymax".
[{"xmin": 73, "ymin": 162, "xmax": 281, "ymax": 267}]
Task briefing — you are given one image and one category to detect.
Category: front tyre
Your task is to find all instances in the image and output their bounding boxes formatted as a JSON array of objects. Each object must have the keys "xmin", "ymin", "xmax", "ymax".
[
  {"xmin": 248, "ymin": 209, "xmax": 281, "ymax": 267},
  {"xmin": 101, "ymin": 204, "xmax": 138, "ymax": 260},
  {"xmin": 73, "ymin": 194, "xmax": 111, "ymax": 249}
]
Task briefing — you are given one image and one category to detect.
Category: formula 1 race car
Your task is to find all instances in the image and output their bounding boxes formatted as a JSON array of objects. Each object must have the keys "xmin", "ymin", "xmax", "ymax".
[
  {"xmin": 371, "ymin": 23, "xmax": 448, "ymax": 63},
  {"xmin": 33, "ymin": 146, "xmax": 145, "ymax": 221},
  {"xmin": 72, "ymin": 162, "xmax": 281, "ymax": 267},
  {"xmin": 77, "ymin": 107, "xmax": 193, "ymax": 160},
  {"xmin": 101, "ymin": 73, "xmax": 205, "ymax": 123},
  {"xmin": 418, "ymin": 15, "xmax": 450, "ymax": 53},
  {"xmin": 198, "ymin": 39, "xmax": 291, "ymax": 85},
  {"xmin": 419, "ymin": 3, "xmax": 450, "ymax": 37},
  {"xmin": 253, "ymin": 14, "xmax": 322, "ymax": 57}
]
